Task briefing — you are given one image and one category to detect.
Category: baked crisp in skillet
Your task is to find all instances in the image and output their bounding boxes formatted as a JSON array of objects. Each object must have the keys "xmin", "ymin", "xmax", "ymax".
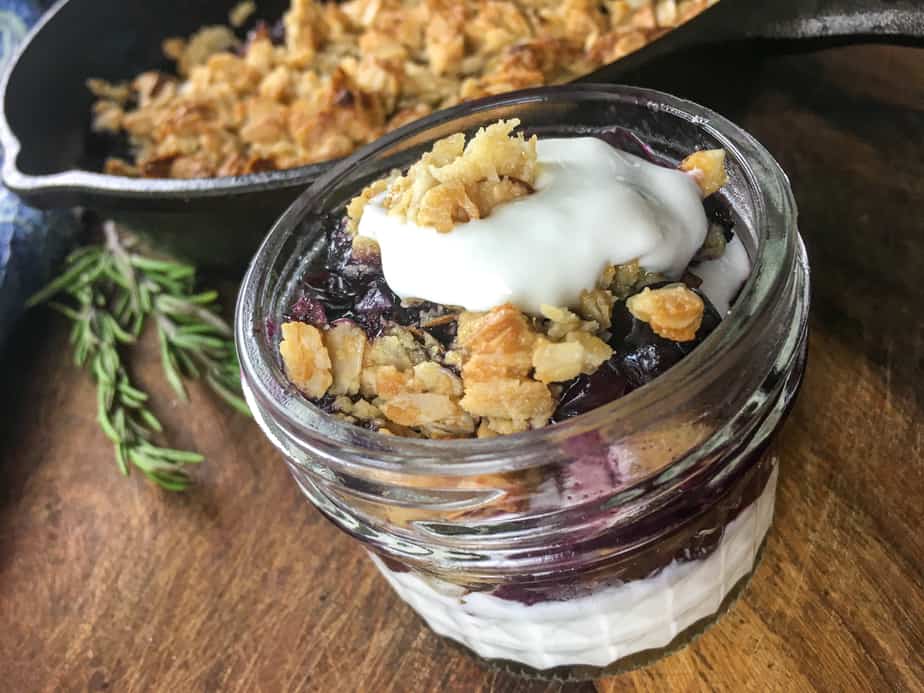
[{"xmin": 89, "ymin": 0, "xmax": 718, "ymax": 178}]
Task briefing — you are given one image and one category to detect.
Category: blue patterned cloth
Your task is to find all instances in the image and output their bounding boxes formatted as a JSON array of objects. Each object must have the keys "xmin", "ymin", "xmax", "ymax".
[{"xmin": 0, "ymin": 0, "xmax": 79, "ymax": 347}]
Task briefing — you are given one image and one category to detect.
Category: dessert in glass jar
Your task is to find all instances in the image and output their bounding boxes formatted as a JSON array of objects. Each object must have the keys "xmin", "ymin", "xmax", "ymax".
[{"xmin": 235, "ymin": 85, "xmax": 809, "ymax": 679}]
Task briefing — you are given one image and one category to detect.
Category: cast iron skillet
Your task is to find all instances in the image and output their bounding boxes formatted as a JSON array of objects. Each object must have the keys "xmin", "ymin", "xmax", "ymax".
[{"xmin": 1, "ymin": 0, "xmax": 921, "ymax": 267}]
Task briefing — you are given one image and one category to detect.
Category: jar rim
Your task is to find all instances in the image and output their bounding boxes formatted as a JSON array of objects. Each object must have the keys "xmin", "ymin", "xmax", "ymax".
[{"xmin": 235, "ymin": 84, "xmax": 800, "ymax": 475}]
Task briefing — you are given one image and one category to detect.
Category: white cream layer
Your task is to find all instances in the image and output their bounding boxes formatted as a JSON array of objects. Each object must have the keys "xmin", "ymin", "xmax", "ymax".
[
  {"xmin": 371, "ymin": 465, "xmax": 777, "ymax": 671},
  {"xmin": 694, "ymin": 234, "xmax": 751, "ymax": 315},
  {"xmin": 358, "ymin": 137, "xmax": 710, "ymax": 315}
]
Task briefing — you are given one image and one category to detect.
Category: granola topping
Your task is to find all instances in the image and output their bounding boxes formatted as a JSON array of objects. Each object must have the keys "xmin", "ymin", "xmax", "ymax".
[
  {"xmin": 365, "ymin": 119, "xmax": 539, "ymax": 232},
  {"xmin": 626, "ymin": 284, "xmax": 705, "ymax": 342},
  {"xmin": 680, "ymin": 149, "xmax": 729, "ymax": 198},
  {"xmin": 279, "ymin": 322, "xmax": 333, "ymax": 398}
]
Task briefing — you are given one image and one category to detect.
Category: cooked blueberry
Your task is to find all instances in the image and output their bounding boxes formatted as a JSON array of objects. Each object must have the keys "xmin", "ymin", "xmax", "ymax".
[
  {"xmin": 617, "ymin": 338, "xmax": 685, "ymax": 388},
  {"xmin": 302, "ymin": 271, "xmax": 356, "ymax": 315},
  {"xmin": 268, "ymin": 18, "xmax": 286, "ymax": 45},
  {"xmin": 356, "ymin": 278, "xmax": 397, "ymax": 315},
  {"xmin": 288, "ymin": 293, "xmax": 328, "ymax": 327},
  {"xmin": 678, "ymin": 526, "xmax": 723, "ymax": 562},
  {"xmin": 314, "ymin": 393, "xmax": 338, "ymax": 414},
  {"xmin": 325, "ymin": 222, "xmax": 356, "ymax": 271},
  {"xmin": 553, "ymin": 360, "xmax": 628, "ymax": 422},
  {"xmin": 353, "ymin": 278, "xmax": 399, "ymax": 333},
  {"xmin": 703, "ymin": 195, "xmax": 735, "ymax": 241},
  {"xmin": 609, "ymin": 282, "xmax": 722, "ymax": 388},
  {"xmin": 693, "ymin": 294, "xmax": 722, "ymax": 342}
]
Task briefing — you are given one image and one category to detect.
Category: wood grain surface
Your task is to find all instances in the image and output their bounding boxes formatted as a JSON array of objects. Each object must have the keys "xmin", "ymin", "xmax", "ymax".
[{"xmin": 1, "ymin": 44, "xmax": 922, "ymax": 692}]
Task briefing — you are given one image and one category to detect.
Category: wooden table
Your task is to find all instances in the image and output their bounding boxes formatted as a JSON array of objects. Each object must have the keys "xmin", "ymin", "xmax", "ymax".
[{"xmin": 1, "ymin": 44, "xmax": 922, "ymax": 692}]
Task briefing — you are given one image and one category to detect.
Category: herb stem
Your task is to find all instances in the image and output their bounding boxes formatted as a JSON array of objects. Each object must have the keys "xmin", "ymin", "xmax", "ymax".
[{"xmin": 27, "ymin": 222, "xmax": 248, "ymax": 490}]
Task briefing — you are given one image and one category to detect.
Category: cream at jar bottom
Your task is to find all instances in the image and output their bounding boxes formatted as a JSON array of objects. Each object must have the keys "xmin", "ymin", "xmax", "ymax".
[{"xmin": 371, "ymin": 465, "xmax": 777, "ymax": 671}]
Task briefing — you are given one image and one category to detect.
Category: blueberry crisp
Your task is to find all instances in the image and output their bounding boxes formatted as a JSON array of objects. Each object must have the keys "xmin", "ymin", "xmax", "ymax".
[
  {"xmin": 87, "ymin": 0, "xmax": 718, "ymax": 178},
  {"xmin": 277, "ymin": 120, "xmax": 743, "ymax": 439}
]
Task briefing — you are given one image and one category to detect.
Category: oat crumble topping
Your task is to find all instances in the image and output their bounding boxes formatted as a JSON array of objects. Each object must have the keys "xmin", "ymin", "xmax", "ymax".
[
  {"xmin": 275, "ymin": 122, "xmax": 735, "ymax": 440},
  {"xmin": 279, "ymin": 321, "xmax": 333, "ymax": 398},
  {"xmin": 229, "ymin": 1, "xmax": 257, "ymax": 29},
  {"xmin": 626, "ymin": 284, "xmax": 705, "ymax": 342},
  {"xmin": 89, "ymin": 0, "xmax": 718, "ymax": 178},
  {"xmin": 277, "ymin": 256, "xmax": 695, "ymax": 438},
  {"xmin": 380, "ymin": 120, "xmax": 538, "ymax": 232},
  {"xmin": 680, "ymin": 149, "xmax": 728, "ymax": 197},
  {"xmin": 347, "ymin": 120, "xmax": 539, "ymax": 233}
]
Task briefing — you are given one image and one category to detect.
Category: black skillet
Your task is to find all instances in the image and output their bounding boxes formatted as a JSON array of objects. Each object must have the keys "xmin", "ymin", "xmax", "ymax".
[{"xmin": 0, "ymin": 0, "xmax": 921, "ymax": 268}]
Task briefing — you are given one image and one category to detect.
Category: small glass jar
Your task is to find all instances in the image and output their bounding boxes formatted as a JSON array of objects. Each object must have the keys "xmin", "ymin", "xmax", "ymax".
[{"xmin": 235, "ymin": 85, "xmax": 809, "ymax": 680}]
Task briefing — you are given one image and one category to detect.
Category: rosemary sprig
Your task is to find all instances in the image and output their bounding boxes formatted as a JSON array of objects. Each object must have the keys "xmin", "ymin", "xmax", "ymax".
[{"xmin": 27, "ymin": 222, "xmax": 248, "ymax": 490}]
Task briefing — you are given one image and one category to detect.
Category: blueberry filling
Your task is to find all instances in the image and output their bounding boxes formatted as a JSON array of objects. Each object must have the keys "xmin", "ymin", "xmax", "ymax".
[
  {"xmin": 552, "ymin": 360, "xmax": 629, "ymax": 422},
  {"xmin": 286, "ymin": 201, "xmax": 734, "ymax": 424},
  {"xmin": 287, "ymin": 222, "xmax": 457, "ymax": 344},
  {"xmin": 375, "ymin": 451, "xmax": 776, "ymax": 606}
]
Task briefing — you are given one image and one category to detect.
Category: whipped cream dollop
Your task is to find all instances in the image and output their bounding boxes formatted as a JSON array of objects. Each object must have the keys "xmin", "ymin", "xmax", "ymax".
[
  {"xmin": 693, "ymin": 234, "xmax": 751, "ymax": 315},
  {"xmin": 357, "ymin": 137, "xmax": 710, "ymax": 315}
]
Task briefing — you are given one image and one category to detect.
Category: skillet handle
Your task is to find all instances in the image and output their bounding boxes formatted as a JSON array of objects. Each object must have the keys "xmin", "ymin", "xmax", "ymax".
[{"xmin": 708, "ymin": 0, "xmax": 924, "ymax": 42}]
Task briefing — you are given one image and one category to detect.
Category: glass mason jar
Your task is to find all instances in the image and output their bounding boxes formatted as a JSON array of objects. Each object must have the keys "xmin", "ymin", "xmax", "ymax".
[{"xmin": 235, "ymin": 85, "xmax": 810, "ymax": 680}]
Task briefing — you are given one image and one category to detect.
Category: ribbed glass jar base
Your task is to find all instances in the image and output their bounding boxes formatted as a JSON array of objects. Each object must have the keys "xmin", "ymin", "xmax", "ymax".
[
  {"xmin": 371, "ymin": 464, "xmax": 777, "ymax": 677},
  {"xmin": 447, "ymin": 539, "xmax": 768, "ymax": 682}
]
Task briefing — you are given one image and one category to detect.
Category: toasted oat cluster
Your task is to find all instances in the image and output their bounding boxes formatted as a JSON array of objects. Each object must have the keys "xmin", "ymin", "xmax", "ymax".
[
  {"xmin": 89, "ymin": 0, "xmax": 717, "ymax": 178},
  {"xmin": 626, "ymin": 285, "xmax": 704, "ymax": 342},
  {"xmin": 679, "ymin": 148, "xmax": 727, "ymax": 197},
  {"xmin": 349, "ymin": 119, "xmax": 538, "ymax": 232}
]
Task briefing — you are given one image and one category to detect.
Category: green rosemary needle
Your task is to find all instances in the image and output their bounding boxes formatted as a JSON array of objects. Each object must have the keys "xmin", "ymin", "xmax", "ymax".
[{"xmin": 27, "ymin": 222, "xmax": 248, "ymax": 490}]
